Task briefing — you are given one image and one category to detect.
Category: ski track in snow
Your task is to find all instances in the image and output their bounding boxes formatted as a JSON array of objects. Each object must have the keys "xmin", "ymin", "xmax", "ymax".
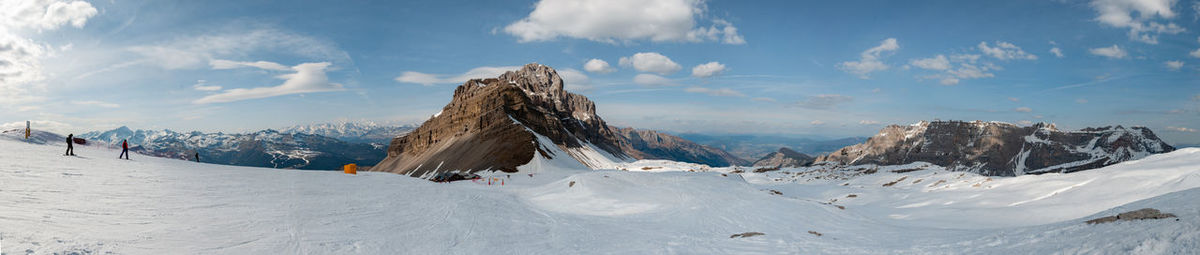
[{"xmin": 1, "ymin": 135, "xmax": 1199, "ymax": 254}]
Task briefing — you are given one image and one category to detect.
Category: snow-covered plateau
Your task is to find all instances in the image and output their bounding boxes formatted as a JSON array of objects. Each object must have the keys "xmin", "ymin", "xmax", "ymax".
[{"xmin": 1, "ymin": 133, "xmax": 1198, "ymax": 254}]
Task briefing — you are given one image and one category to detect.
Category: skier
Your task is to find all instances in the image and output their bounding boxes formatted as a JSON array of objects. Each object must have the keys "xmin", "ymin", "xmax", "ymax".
[
  {"xmin": 24, "ymin": 120, "xmax": 30, "ymax": 140},
  {"xmin": 194, "ymin": 152, "xmax": 200, "ymax": 162},
  {"xmin": 119, "ymin": 139, "xmax": 130, "ymax": 160},
  {"xmin": 65, "ymin": 134, "xmax": 75, "ymax": 156}
]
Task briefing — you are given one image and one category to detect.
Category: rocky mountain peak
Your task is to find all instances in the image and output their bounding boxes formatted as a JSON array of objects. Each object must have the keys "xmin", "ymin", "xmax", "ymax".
[
  {"xmin": 374, "ymin": 63, "xmax": 749, "ymax": 179},
  {"xmin": 376, "ymin": 63, "xmax": 631, "ymax": 177},
  {"xmin": 817, "ymin": 120, "xmax": 1175, "ymax": 176},
  {"xmin": 751, "ymin": 147, "xmax": 814, "ymax": 168}
]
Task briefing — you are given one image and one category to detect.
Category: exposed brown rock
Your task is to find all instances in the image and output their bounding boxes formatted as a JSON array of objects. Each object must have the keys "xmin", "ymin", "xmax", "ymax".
[
  {"xmin": 1086, "ymin": 208, "xmax": 1177, "ymax": 224},
  {"xmin": 611, "ymin": 127, "xmax": 750, "ymax": 167},
  {"xmin": 752, "ymin": 147, "xmax": 814, "ymax": 168},
  {"xmin": 729, "ymin": 232, "xmax": 765, "ymax": 238},
  {"xmin": 372, "ymin": 63, "xmax": 748, "ymax": 179},
  {"xmin": 373, "ymin": 64, "xmax": 632, "ymax": 178},
  {"xmin": 816, "ymin": 121, "xmax": 1175, "ymax": 176}
]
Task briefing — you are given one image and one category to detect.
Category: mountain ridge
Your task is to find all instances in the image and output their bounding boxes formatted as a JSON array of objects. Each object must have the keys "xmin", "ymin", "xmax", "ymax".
[{"xmin": 816, "ymin": 120, "xmax": 1175, "ymax": 176}]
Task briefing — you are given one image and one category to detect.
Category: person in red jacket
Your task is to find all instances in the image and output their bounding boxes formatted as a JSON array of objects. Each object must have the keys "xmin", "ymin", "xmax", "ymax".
[{"xmin": 119, "ymin": 139, "xmax": 130, "ymax": 160}]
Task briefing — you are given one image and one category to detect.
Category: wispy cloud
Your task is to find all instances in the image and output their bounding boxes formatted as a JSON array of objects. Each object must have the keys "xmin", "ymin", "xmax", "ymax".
[
  {"xmin": 795, "ymin": 94, "xmax": 853, "ymax": 110},
  {"xmin": 72, "ymin": 100, "xmax": 120, "ymax": 108},
  {"xmin": 684, "ymin": 87, "xmax": 745, "ymax": 97},
  {"xmin": 839, "ymin": 38, "xmax": 898, "ymax": 79},
  {"xmin": 394, "ymin": 66, "xmax": 521, "ymax": 86},
  {"xmin": 194, "ymin": 62, "xmax": 343, "ymax": 104}
]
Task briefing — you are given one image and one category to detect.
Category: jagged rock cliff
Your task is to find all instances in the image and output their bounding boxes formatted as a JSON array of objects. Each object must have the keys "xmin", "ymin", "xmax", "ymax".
[
  {"xmin": 374, "ymin": 64, "xmax": 631, "ymax": 177},
  {"xmin": 752, "ymin": 147, "xmax": 814, "ymax": 168},
  {"xmin": 374, "ymin": 63, "xmax": 747, "ymax": 178},
  {"xmin": 611, "ymin": 127, "xmax": 749, "ymax": 167},
  {"xmin": 815, "ymin": 121, "xmax": 1175, "ymax": 176}
]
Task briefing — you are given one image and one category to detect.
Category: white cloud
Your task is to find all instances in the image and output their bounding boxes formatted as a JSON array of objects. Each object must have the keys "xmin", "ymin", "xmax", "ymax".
[
  {"xmin": 583, "ymin": 59, "xmax": 615, "ymax": 74},
  {"xmin": 557, "ymin": 68, "xmax": 592, "ymax": 92},
  {"xmin": 503, "ymin": 0, "xmax": 745, "ymax": 44},
  {"xmin": 1165, "ymin": 60, "xmax": 1184, "ymax": 70},
  {"xmin": 1190, "ymin": 37, "xmax": 1200, "ymax": 58},
  {"xmin": 909, "ymin": 55, "xmax": 950, "ymax": 70},
  {"xmin": 684, "ymin": 87, "xmax": 744, "ymax": 97},
  {"xmin": 1089, "ymin": 44, "xmax": 1129, "ymax": 59},
  {"xmin": 839, "ymin": 38, "xmax": 899, "ymax": 79},
  {"xmin": 194, "ymin": 62, "xmax": 343, "ymax": 104},
  {"xmin": 0, "ymin": 0, "xmax": 99, "ymax": 107},
  {"xmin": 1077, "ymin": 98, "xmax": 1090, "ymax": 104},
  {"xmin": 192, "ymin": 80, "xmax": 221, "ymax": 91},
  {"xmin": 1050, "ymin": 47, "xmax": 1065, "ymax": 58},
  {"xmin": 632, "ymin": 73, "xmax": 676, "ymax": 86},
  {"xmin": 0, "ymin": 0, "xmax": 98, "ymax": 31},
  {"xmin": 810, "ymin": 120, "xmax": 826, "ymax": 125},
  {"xmin": 690, "ymin": 61, "xmax": 726, "ymax": 78},
  {"xmin": 1089, "ymin": 0, "xmax": 1185, "ymax": 44},
  {"xmin": 71, "ymin": 100, "xmax": 119, "ymax": 108},
  {"xmin": 394, "ymin": 66, "xmax": 522, "ymax": 86},
  {"xmin": 1166, "ymin": 126, "xmax": 1198, "ymax": 132},
  {"xmin": 129, "ymin": 28, "xmax": 350, "ymax": 70},
  {"xmin": 209, "ymin": 59, "xmax": 290, "ymax": 71},
  {"xmin": 1008, "ymin": 97, "xmax": 1021, "ymax": 102},
  {"xmin": 909, "ymin": 47, "xmax": 1019, "ymax": 86},
  {"xmin": 1015, "ymin": 107, "xmax": 1033, "ymax": 112},
  {"xmin": 796, "ymin": 94, "xmax": 853, "ymax": 110},
  {"xmin": 0, "ymin": 32, "xmax": 49, "ymax": 105},
  {"xmin": 619, "ymin": 52, "xmax": 681, "ymax": 74},
  {"xmin": 978, "ymin": 41, "xmax": 1037, "ymax": 60},
  {"xmin": 751, "ymin": 97, "xmax": 776, "ymax": 102},
  {"xmin": 1018, "ymin": 120, "xmax": 1034, "ymax": 126},
  {"xmin": 858, "ymin": 120, "xmax": 880, "ymax": 125}
]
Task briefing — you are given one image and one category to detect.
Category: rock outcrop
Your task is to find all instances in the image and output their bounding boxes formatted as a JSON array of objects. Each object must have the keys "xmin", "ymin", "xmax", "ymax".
[
  {"xmin": 374, "ymin": 64, "xmax": 631, "ymax": 178},
  {"xmin": 1086, "ymin": 208, "xmax": 1177, "ymax": 224},
  {"xmin": 816, "ymin": 120, "xmax": 1175, "ymax": 176},
  {"xmin": 611, "ymin": 127, "xmax": 749, "ymax": 167},
  {"xmin": 373, "ymin": 63, "xmax": 750, "ymax": 178},
  {"xmin": 752, "ymin": 147, "xmax": 814, "ymax": 168}
]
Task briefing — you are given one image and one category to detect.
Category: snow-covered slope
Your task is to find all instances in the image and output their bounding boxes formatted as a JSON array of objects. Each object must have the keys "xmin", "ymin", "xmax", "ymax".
[{"xmin": 1, "ymin": 137, "xmax": 1197, "ymax": 254}]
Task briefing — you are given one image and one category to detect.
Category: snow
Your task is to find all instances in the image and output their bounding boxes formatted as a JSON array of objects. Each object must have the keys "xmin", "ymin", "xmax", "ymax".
[{"xmin": 2, "ymin": 135, "xmax": 1199, "ymax": 254}]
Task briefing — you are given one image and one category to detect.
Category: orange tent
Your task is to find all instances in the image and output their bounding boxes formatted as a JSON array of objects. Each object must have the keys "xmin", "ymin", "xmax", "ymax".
[{"xmin": 343, "ymin": 164, "xmax": 357, "ymax": 175}]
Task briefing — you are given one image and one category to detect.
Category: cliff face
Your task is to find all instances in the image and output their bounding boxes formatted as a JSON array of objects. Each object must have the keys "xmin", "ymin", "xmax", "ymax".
[
  {"xmin": 373, "ymin": 64, "xmax": 632, "ymax": 178},
  {"xmin": 752, "ymin": 147, "xmax": 814, "ymax": 168},
  {"xmin": 816, "ymin": 121, "xmax": 1175, "ymax": 176},
  {"xmin": 611, "ymin": 127, "xmax": 750, "ymax": 167}
]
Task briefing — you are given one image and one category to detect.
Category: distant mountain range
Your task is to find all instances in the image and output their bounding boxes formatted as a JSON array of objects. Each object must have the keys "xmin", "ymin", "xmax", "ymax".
[
  {"xmin": 77, "ymin": 122, "xmax": 414, "ymax": 170},
  {"xmin": 279, "ymin": 121, "xmax": 415, "ymax": 145},
  {"xmin": 676, "ymin": 133, "xmax": 867, "ymax": 160}
]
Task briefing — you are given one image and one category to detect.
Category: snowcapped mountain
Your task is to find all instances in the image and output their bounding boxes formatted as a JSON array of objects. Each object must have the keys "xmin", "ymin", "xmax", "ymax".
[
  {"xmin": 280, "ymin": 121, "xmax": 416, "ymax": 144},
  {"xmin": 374, "ymin": 63, "xmax": 749, "ymax": 178},
  {"xmin": 816, "ymin": 120, "xmax": 1175, "ymax": 176},
  {"xmin": 79, "ymin": 127, "xmax": 384, "ymax": 170}
]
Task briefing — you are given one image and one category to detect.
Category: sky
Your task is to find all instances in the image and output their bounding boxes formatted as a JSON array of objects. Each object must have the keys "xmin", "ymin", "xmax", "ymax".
[{"xmin": 1, "ymin": 0, "xmax": 1199, "ymax": 145}]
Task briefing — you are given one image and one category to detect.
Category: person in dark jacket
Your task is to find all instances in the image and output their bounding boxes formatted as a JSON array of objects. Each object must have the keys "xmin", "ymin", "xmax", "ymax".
[
  {"xmin": 119, "ymin": 139, "xmax": 130, "ymax": 160},
  {"xmin": 194, "ymin": 152, "xmax": 200, "ymax": 162},
  {"xmin": 65, "ymin": 134, "xmax": 75, "ymax": 156}
]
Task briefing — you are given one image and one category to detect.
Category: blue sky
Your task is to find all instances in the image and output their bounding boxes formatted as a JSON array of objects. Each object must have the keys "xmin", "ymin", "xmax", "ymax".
[{"xmin": 1, "ymin": 0, "xmax": 1198, "ymax": 144}]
